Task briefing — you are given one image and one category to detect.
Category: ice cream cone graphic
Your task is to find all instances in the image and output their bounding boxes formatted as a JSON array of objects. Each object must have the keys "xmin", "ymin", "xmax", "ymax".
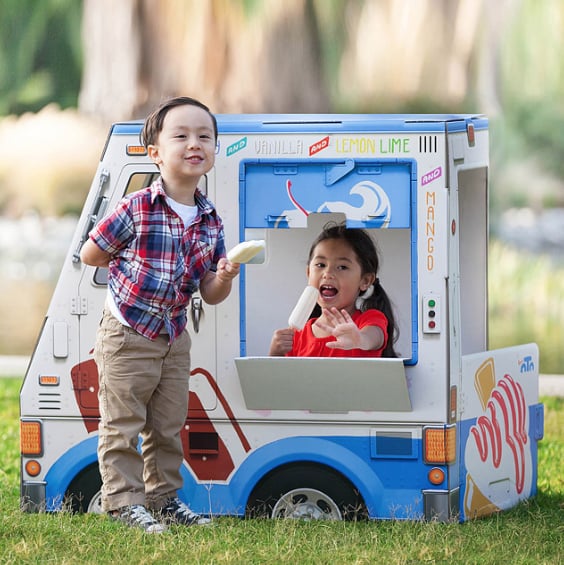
[
  {"xmin": 465, "ymin": 356, "xmax": 501, "ymax": 518},
  {"xmin": 474, "ymin": 357, "xmax": 496, "ymax": 411},
  {"xmin": 464, "ymin": 473, "xmax": 501, "ymax": 518}
]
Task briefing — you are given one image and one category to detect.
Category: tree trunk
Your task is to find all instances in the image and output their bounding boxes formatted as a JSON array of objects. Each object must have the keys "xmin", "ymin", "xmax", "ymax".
[
  {"xmin": 79, "ymin": 0, "xmax": 145, "ymax": 124},
  {"xmin": 337, "ymin": 0, "xmax": 487, "ymax": 110},
  {"xmin": 79, "ymin": 0, "xmax": 328, "ymax": 123}
]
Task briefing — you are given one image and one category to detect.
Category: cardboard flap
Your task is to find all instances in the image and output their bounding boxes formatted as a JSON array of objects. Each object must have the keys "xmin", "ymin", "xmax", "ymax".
[{"xmin": 235, "ymin": 356, "xmax": 411, "ymax": 412}]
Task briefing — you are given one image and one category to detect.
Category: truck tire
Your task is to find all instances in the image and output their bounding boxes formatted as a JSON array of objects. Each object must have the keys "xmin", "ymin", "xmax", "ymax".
[
  {"xmin": 65, "ymin": 464, "xmax": 103, "ymax": 514},
  {"xmin": 246, "ymin": 463, "xmax": 368, "ymax": 521}
]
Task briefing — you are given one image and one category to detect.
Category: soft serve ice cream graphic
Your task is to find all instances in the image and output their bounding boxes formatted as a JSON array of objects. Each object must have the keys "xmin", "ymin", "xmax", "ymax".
[
  {"xmin": 463, "ymin": 358, "xmax": 533, "ymax": 518},
  {"xmin": 281, "ymin": 178, "xmax": 391, "ymax": 227}
]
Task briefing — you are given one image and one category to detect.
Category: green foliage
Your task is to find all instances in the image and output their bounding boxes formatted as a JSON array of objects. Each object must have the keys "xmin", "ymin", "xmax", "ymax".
[
  {"xmin": 489, "ymin": 240, "xmax": 564, "ymax": 374},
  {"xmin": 495, "ymin": 0, "xmax": 564, "ymax": 196},
  {"xmin": 501, "ymin": 0, "xmax": 564, "ymax": 106},
  {"xmin": 509, "ymin": 101, "xmax": 564, "ymax": 180},
  {"xmin": 0, "ymin": 0, "xmax": 82, "ymax": 115}
]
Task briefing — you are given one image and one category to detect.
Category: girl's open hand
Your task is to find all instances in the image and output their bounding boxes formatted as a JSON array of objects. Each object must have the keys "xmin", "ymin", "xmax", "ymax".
[{"xmin": 317, "ymin": 308, "xmax": 363, "ymax": 350}]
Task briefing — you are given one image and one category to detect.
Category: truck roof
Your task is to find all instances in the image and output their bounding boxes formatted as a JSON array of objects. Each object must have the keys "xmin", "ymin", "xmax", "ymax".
[{"xmin": 110, "ymin": 114, "xmax": 488, "ymax": 136}]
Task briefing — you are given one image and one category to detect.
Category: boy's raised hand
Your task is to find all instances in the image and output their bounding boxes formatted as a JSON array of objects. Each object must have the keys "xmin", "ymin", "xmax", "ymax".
[
  {"xmin": 199, "ymin": 257, "xmax": 240, "ymax": 305},
  {"xmin": 216, "ymin": 257, "xmax": 241, "ymax": 283}
]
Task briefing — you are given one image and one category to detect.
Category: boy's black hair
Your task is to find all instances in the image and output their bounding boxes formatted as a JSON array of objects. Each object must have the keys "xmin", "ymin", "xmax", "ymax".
[
  {"xmin": 141, "ymin": 96, "xmax": 218, "ymax": 147},
  {"xmin": 308, "ymin": 221, "xmax": 399, "ymax": 358}
]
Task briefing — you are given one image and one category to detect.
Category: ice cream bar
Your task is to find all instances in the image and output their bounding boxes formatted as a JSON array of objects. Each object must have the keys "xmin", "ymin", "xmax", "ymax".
[
  {"xmin": 227, "ymin": 240, "xmax": 265, "ymax": 263},
  {"xmin": 288, "ymin": 286, "xmax": 318, "ymax": 330}
]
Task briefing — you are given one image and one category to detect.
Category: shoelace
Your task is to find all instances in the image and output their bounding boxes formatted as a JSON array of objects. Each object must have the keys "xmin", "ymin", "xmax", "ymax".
[
  {"xmin": 127, "ymin": 505, "xmax": 159, "ymax": 525},
  {"xmin": 167, "ymin": 499, "xmax": 197, "ymax": 518},
  {"xmin": 177, "ymin": 507, "xmax": 199, "ymax": 520}
]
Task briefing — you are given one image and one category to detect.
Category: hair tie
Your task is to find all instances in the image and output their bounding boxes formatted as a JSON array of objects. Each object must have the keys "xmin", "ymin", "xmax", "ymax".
[{"xmin": 355, "ymin": 284, "xmax": 374, "ymax": 310}]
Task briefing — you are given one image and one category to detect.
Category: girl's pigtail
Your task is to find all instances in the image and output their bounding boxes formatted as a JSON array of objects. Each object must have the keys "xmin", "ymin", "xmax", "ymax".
[{"xmin": 364, "ymin": 278, "xmax": 399, "ymax": 358}]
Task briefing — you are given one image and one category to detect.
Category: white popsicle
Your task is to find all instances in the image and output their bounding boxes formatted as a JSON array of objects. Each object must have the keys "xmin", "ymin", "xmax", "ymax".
[
  {"xmin": 227, "ymin": 240, "xmax": 265, "ymax": 263},
  {"xmin": 288, "ymin": 286, "xmax": 319, "ymax": 330}
]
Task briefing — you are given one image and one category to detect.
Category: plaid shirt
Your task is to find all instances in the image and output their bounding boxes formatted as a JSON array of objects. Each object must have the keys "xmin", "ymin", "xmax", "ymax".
[{"xmin": 89, "ymin": 177, "xmax": 225, "ymax": 342}]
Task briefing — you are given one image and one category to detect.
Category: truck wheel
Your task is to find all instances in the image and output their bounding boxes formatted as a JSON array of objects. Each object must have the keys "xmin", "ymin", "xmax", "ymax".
[
  {"xmin": 65, "ymin": 464, "xmax": 103, "ymax": 514},
  {"xmin": 246, "ymin": 463, "xmax": 368, "ymax": 521}
]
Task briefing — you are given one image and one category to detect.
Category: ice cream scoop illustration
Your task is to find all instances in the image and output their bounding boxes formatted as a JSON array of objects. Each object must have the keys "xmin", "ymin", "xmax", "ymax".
[
  {"xmin": 279, "ymin": 179, "xmax": 391, "ymax": 227},
  {"xmin": 316, "ymin": 181, "xmax": 391, "ymax": 225}
]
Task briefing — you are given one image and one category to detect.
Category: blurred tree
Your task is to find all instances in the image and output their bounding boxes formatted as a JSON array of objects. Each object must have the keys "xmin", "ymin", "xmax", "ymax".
[
  {"xmin": 79, "ymin": 0, "xmax": 498, "ymax": 122},
  {"xmin": 77, "ymin": 0, "xmax": 524, "ymax": 122},
  {"xmin": 336, "ymin": 0, "xmax": 486, "ymax": 112},
  {"xmin": 79, "ymin": 0, "xmax": 330, "ymax": 123},
  {"xmin": 78, "ymin": 0, "xmax": 143, "ymax": 122},
  {"xmin": 1, "ymin": 0, "xmax": 561, "ymax": 127},
  {"xmin": 78, "ymin": 0, "xmax": 561, "ymax": 121},
  {"xmin": 500, "ymin": 0, "xmax": 564, "ymax": 181},
  {"xmin": 1, "ymin": 0, "xmax": 562, "ymax": 209},
  {"xmin": 0, "ymin": 0, "xmax": 82, "ymax": 115}
]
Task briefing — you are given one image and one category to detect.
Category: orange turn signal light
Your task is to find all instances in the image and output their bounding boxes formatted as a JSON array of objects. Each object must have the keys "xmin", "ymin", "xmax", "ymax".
[
  {"xmin": 20, "ymin": 420, "xmax": 43, "ymax": 457},
  {"xmin": 126, "ymin": 145, "xmax": 147, "ymax": 156},
  {"xmin": 39, "ymin": 375, "xmax": 59, "ymax": 386},
  {"xmin": 424, "ymin": 425, "xmax": 456, "ymax": 464}
]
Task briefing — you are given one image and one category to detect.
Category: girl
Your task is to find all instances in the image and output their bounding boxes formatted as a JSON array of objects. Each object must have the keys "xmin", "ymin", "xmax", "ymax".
[{"xmin": 269, "ymin": 222, "xmax": 398, "ymax": 358}]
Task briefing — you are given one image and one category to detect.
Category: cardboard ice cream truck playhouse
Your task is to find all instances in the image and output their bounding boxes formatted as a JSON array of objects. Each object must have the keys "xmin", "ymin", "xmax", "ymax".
[{"xmin": 20, "ymin": 114, "xmax": 544, "ymax": 522}]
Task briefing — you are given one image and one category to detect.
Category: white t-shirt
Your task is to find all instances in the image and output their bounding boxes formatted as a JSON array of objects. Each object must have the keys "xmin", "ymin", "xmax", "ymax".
[{"xmin": 166, "ymin": 196, "xmax": 198, "ymax": 227}]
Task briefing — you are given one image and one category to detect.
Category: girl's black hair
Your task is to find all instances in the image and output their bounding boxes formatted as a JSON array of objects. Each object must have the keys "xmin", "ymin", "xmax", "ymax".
[{"xmin": 308, "ymin": 221, "xmax": 399, "ymax": 358}]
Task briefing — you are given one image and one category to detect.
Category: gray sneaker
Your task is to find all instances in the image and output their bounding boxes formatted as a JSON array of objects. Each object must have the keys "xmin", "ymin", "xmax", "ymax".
[
  {"xmin": 110, "ymin": 504, "xmax": 166, "ymax": 533},
  {"xmin": 159, "ymin": 497, "xmax": 212, "ymax": 526}
]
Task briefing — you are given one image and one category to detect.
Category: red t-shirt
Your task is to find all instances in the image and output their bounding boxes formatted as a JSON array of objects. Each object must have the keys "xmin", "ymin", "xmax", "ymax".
[{"xmin": 286, "ymin": 309, "xmax": 388, "ymax": 358}]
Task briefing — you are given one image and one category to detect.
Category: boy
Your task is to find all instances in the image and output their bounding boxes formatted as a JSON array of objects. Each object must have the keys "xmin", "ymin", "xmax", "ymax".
[{"xmin": 80, "ymin": 97, "xmax": 240, "ymax": 533}]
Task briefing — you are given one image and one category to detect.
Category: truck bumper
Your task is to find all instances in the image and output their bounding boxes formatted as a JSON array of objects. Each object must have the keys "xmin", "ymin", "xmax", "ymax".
[
  {"xmin": 422, "ymin": 487, "xmax": 460, "ymax": 522},
  {"xmin": 21, "ymin": 481, "xmax": 46, "ymax": 513}
]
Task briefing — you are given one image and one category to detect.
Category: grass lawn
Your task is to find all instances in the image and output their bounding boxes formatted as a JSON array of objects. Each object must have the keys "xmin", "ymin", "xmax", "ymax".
[{"xmin": 1, "ymin": 378, "xmax": 563, "ymax": 564}]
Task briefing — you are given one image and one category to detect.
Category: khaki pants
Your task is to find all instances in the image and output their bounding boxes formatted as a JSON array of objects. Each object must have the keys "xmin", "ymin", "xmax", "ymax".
[{"xmin": 94, "ymin": 309, "xmax": 191, "ymax": 512}]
